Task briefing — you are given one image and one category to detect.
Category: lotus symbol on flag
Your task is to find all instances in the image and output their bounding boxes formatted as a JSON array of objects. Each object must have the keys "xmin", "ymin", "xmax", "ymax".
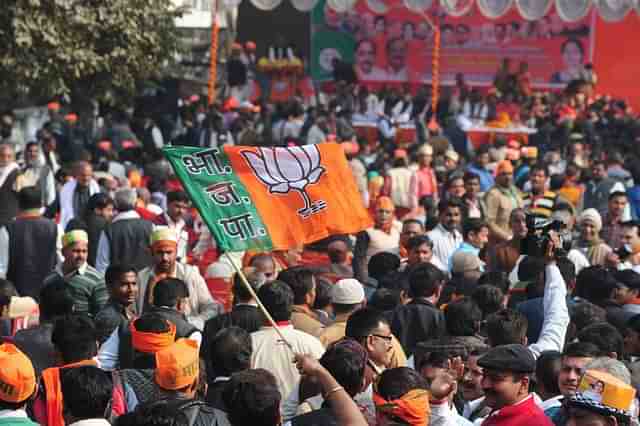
[{"xmin": 242, "ymin": 146, "xmax": 327, "ymax": 218}]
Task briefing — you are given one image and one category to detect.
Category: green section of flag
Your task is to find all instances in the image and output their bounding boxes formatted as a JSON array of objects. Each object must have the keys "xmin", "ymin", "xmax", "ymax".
[{"xmin": 162, "ymin": 146, "xmax": 273, "ymax": 253}]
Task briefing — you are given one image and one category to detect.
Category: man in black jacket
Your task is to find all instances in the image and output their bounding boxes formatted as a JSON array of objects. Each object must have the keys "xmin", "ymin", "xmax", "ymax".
[
  {"xmin": 94, "ymin": 263, "xmax": 138, "ymax": 343},
  {"xmin": 95, "ymin": 188, "xmax": 153, "ymax": 273},
  {"xmin": 0, "ymin": 186, "xmax": 58, "ymax": 300},
  {"xmin": 204, "ymin": 326, "xmax": 253, "ymax": 410},
  {"xmin": 202, "ymin": 270, "xmax": 264, "ymax": 348},
  {"xmin": 391, "ymin": 263, "xmax": 445, "ymax": 357}
]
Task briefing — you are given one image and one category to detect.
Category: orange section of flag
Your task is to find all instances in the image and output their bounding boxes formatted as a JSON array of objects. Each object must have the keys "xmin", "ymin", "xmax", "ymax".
[{"xmin": 226, "ymin": 144, "xmax": 372, "ymax": 250}]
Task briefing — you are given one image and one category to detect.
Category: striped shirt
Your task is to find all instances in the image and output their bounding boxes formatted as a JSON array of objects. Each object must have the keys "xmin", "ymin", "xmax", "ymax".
[
  {"xmin": 523, "ymin": 191, "xmax": 558, "ymax": 218},
  {"xmin": 43, "ymin": 263, "xmax": 108, "ymax": 317}
]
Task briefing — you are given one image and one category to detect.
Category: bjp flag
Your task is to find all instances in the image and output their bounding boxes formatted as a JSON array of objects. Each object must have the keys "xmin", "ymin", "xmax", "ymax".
[{"xmin": 162, "ymin": 144, "xmax": 372, "ymax": 252}]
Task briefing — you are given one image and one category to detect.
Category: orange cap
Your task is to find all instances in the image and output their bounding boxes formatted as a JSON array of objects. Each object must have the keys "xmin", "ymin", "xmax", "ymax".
[
  {"xmin": 130, "ymin": 320, "xmax": 176, "ymax": 354},
  {"xmin": 47, "ymin": 102, "xmax": 61, "ymax": 111},
  {"xmin": 375, "ymin": 196, "xmax": 395, "ymax": 212},
  {"xmin": 64, "ymin": 113, "xmax": 78, "ymax": 123},
  {"xmin": 154, "ymin": 339, "xmax": 199, "ymax": 390},
  {"xmin": 577, "ymin": 369, "xmax": 636, "ymax": 411},
  {"xmin": 0, "ymin": 343, "xmax": 36, "ymax": 403},
  {"xmin": 496, "ymin": 160, "xmax": 514, "ymax": 175},
  {"xmin": 245, "ymin": 41, "xmax": 257, "ymax": 51},
  {"xmin": 231, "ymin": 42, "xmax": 243, "ymax": 51}
]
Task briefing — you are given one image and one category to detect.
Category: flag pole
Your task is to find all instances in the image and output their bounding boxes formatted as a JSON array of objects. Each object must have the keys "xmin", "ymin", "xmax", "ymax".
[
  {"xmin": 223, "ymin": 252, "xmax": 295, "ymax": 352},
  {"xmin": 208, "ymin": 0, "xmax": 219, "ymax": 105}
]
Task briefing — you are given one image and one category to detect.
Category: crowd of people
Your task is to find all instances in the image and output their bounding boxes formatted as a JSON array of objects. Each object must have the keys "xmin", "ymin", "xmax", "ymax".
[{"xmin": 0, "ymin": 55, "xmax": 640, "ymax": 426}]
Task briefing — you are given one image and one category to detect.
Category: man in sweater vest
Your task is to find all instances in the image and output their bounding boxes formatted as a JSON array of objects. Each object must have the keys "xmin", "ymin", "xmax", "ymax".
[
  {"xmin": 354, "ymin": 196, "xmax": 402, "ymax": 282},
  {"xmin": 42, "ymin": 230, "xmax": 108, "ymax": 317},
  {"xmin": 0, "ymin": 343, "xmax": 39, "ymax": 426},
  {"xmin": 0, "ymin": 186, "xmax": 59, "ymax": 300},
  {"xmin": 95, "ymin": 188, "xmax": 153, "ymax": 273}
]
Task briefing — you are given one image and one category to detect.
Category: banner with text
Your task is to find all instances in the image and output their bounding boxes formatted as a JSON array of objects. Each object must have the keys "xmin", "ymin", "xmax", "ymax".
[
  {"xmin": 163, "ymin": 144, "xmax": 372, "ymax": 252},
  {"xmin": 311, "ymin": 1, "xmax": 595, "ymax": 88}
]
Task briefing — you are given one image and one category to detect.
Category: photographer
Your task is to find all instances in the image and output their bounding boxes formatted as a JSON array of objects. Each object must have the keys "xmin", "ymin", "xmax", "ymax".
[
  {"xmin": 494, "ymin": 225, "xmax": 571, "ymax": 359},
  {"xmin": 523, "ymin": 229, "xmax": 571, "ymax": 359}
]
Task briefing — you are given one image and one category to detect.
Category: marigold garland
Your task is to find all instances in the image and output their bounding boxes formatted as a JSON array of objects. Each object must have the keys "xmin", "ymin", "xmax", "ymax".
[{"xmin": 208, "ymin": 19, "xmax": 219, "ymax": 105}]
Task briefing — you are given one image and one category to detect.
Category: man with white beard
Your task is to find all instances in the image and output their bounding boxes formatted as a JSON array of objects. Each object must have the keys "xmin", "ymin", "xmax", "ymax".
[
  {"xmin": 0, "ymin": 144, "xmax": 20, "ymax": 227},
  {"xmin": 15, "ymin": 142, "xmax": 56, "ymax": 208}
]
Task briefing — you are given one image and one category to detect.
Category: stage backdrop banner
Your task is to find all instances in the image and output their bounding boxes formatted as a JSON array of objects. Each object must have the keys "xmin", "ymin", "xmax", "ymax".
[{"xmin": 311, "ymin": 0, "xmax": 595, "ymax": 88}]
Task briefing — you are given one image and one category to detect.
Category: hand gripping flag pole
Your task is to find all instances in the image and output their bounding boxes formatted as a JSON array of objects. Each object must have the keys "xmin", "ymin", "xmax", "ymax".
[{"xmin": 223, "ymin": 252, "xmax": 295, "ymax": 352}]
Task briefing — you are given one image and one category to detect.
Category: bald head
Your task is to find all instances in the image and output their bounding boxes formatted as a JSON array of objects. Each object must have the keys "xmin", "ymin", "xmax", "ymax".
[
  {"xmin": 0, "ymin": 144, "xmax": 15, "ymax": 167},
  {"xmin": 73, "ymin": 161, "xmax": 93, "ymax": 188}
]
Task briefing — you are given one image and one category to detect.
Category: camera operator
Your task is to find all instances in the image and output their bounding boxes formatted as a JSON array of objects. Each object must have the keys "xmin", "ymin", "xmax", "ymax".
[{"xmin": 515, "ymin": 219, "xmax": 571, "ymax": 359}]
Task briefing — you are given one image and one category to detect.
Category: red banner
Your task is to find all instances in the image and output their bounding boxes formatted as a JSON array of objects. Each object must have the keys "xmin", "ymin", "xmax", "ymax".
[{"xmin": 312, "ymin": 1, "xmax": 595, "ymax": 89}]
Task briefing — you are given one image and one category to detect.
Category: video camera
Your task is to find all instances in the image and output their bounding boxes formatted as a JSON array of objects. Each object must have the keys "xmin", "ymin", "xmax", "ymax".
[{"xmin": 521, "ymin": 214, "xmax": 572, "ymax": 259}]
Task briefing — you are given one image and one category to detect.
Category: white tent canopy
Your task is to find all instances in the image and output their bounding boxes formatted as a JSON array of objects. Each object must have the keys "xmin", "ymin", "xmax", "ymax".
[{"xmin": 246, "ymin": 0, "xmax": 638, "ymax": 22}]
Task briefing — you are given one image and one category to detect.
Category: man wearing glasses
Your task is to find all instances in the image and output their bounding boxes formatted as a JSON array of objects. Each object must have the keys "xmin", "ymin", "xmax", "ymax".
[{"xmin": 346, "ymin": 307, "xmax": 396, "ymax": 375}]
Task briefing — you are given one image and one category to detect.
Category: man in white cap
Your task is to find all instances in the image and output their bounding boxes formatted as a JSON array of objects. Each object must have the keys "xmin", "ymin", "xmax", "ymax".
[
  {"xmin": 136, "ymin": 227, "xmax": 221, "ymax": 329},
  {"xmin": 42, "ymin": 230, "xmax": 107, "ymax": 317},
  {"xmin": 318, "ymin": 279, "xmax": 406, "ymax": 367},
  {"xmin": 319, "ymin": 279, "xmax": 366, "ymax": 347}
]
